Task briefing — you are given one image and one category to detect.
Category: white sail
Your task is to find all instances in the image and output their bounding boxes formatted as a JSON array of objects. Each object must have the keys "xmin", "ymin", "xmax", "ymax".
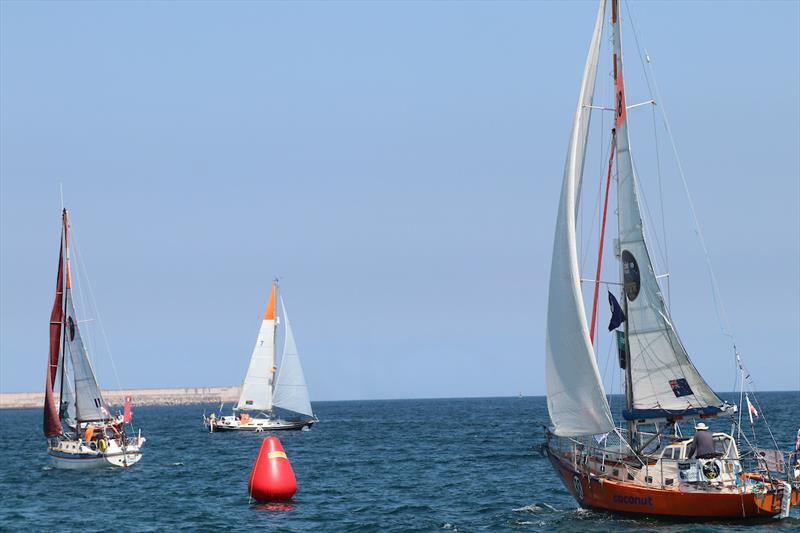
[
  {"xmin": 612, "ymin": 9, "xmax": 725, "ymax": 420},
  {"xmin": 545, "ymin": 0, "xmax": 615, "ymax": 438},
  {"xmin": 272, "ymin": 296, "xmax": 314, "ymax": 419},
  {"xmin": 236, "ymin": 285, "xmax": 276, "ymax": 411},
  {"xmin": 55, "ymin": 351, "xmax": 77, "ymax": 430},
  {"xmin": 64, "ymin": 289, "xmax": 109, "ymax": 422}
]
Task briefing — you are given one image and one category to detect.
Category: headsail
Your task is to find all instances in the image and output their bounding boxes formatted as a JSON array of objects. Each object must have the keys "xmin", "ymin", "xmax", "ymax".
[
  {"xmin": 545, "ymin": 0, "xmax": 615, "ymax": 437},
  {"xmin": 611, "ymin": 1, "xmax": 726, "ymax": 421},
  {"xmin": 64, "ymin": 287, "xmax": 109, "ymax": 422},
  {"xmin": 236, "ymin": 282, "xmax": 277, "ymax": 411},
  {"xmin": 272, "ymin": 296, "xmax": 314, "ymax": 420}
]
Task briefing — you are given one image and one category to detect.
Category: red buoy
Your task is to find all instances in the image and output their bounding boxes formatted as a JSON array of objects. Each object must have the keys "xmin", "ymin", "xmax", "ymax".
[{"xmin": 248, "ymin": 436, "xmax": 297, "ymax": 502}]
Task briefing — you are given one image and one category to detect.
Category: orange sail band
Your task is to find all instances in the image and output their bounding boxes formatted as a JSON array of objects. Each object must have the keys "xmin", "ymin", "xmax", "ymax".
[{"xmin": 263, "ymin": 283, "xmax": 276, "ymax": 320}]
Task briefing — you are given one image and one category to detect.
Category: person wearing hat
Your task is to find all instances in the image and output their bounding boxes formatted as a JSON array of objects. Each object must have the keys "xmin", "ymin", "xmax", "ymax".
[{"xmin": 687, "ymin": 422, "xmax": 715, "ymax": 459}]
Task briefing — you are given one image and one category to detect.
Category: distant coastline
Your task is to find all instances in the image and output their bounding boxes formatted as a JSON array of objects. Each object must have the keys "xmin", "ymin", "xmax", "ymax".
[{"xmin": 0, "ymin": 386, "xmax": 240, "ymax": 409}]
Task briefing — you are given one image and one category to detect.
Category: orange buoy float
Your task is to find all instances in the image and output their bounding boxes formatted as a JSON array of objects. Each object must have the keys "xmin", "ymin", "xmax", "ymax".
[{"xmin": 248, "ymin": 436, "xmax": 297, "ymax": 502}]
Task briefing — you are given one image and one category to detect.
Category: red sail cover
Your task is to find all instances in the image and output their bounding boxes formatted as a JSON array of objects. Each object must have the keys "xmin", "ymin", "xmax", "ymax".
[{"xmin": 44, "ymin": 238, "xmax": 64, "ymax": 437}]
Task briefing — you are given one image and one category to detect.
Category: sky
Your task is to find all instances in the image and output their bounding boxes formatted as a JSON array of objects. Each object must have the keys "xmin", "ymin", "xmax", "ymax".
[{"xmin": 1, "ymin": 1, "xmax": 798, "ymax": 401}]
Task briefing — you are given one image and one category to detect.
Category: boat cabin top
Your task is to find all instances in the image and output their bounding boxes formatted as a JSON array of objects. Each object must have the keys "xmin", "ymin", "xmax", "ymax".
[{"xmin": 661, "ymin": 432, "xmax": 739, "ymax": 461}]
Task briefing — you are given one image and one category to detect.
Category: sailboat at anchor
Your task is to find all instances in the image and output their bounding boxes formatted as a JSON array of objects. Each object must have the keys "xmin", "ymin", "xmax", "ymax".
[
  {"xmin": 204, "ymin": 279, "xmax": 316, "ymax": 432},
  {"xmin": 44, "ymin": 208, "xmax": 145, "ymax": 469},
  {"xmin": 542, "ymin": 0, "xmax": 798, "ymax": 519}
]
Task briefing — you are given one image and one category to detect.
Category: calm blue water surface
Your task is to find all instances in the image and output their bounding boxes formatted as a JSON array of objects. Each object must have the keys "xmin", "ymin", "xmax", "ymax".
[{"xmin": 1, "ymin": 393, "xmax": 798, "ymax": 532}]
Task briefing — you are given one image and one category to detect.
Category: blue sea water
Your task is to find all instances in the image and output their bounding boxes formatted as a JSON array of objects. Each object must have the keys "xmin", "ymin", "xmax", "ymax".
[{"xmin": 0, "ymin": 392, "xmax": 798, "ymax": 532}]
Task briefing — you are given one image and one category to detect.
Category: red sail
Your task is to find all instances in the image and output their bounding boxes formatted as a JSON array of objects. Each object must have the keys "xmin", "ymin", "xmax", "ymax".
[{"xmin": 43, "ymin": 223, "xmax": 65, "ymax": 437}]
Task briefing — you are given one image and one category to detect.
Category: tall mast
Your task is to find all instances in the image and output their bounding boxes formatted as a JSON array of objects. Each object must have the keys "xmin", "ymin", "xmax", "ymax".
[
  {"xmin": 58, "ymin": 210, "xmax": 68, "ymax": 417},
  {"xmin": 610, "ymin": 0, "xmax": 636, "ymax": 443},
  {"xmin": 271, "ymin": 278, "xmax": 279, "ymax": 409}
]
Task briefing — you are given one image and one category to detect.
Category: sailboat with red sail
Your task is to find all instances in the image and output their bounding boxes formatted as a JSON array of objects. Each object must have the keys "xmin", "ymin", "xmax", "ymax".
[
  {"xmin": 542, "ymin": 0, "xmax": 798, "ymax": 519},
  {"xmin": 44, "ymin": 209, "xmax": 146, "ymax": 469}
]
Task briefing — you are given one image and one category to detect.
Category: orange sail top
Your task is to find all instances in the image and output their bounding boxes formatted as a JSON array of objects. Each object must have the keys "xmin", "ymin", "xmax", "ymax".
[{"xmin": 263, "ymin": 283, "xmax": 276, "ymax": 320}]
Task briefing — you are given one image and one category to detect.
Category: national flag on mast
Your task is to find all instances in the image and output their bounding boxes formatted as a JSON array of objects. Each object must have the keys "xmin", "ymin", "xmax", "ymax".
[
  {"xmin": 607, "ymin": 291, "xmax": 626, "ymax": 331},
  {"xmin": 123, "ymin": 396, "xmax": 133, "ymax": 423},
  {"xmin": 745, "ymin": 394, "xmax": 758, "ymax": 425}
]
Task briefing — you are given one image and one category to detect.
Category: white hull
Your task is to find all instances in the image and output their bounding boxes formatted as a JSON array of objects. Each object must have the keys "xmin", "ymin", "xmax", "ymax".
[
  {"xmin": 204, "ymin": 414, "xmax": 314, "ymax": 432},
  {"xmin": 48, "ymin": 436, "xmax": 146, "ymax": 470}
]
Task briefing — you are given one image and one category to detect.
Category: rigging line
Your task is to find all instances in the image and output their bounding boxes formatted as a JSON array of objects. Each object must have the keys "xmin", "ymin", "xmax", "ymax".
[
  {"xmin": 70, "ymin": 231, "xmax": 127, "ymax": 408},
  {"xmin": 630, "ymin": 156, "xmax": 669, "ymax": 273},
  {"xmin": 629, "ymin": 16, "xmax": 735, "ymax": 346},
  {"xmin": 651, "ymin": 103, "xmax": 670, "ymax": 306}
]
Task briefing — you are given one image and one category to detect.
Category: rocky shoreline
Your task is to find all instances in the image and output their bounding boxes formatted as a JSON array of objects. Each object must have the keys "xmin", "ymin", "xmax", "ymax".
[{"xmin": 0, "ymin": 386, "xmax": 241, "ymax": 409}]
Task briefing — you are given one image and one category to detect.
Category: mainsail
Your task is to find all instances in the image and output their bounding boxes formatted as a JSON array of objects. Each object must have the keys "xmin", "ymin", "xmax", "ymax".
[
  {"xmin": 44, "ymin": 231, "xmax": 65, "ymax": 438},
  {"xmin": 272, "ymin": 296, "xmax": 314, "ymax": 419},
  {"xmin": 236, "ymin": 283, "xmax": 277, "ymax": 411},
  {"xmin": 545, "ymin": 0, "xmax": 615, "ymax": 437},
  {"xmin": 611, "ymin": 3, "xmax": 725, "ymax": 420}
]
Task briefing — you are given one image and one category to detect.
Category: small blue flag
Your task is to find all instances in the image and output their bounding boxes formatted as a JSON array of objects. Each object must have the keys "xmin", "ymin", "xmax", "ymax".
[{"xmin": 607, "ymin": 291, "xmax": 626, "ymax": 331}]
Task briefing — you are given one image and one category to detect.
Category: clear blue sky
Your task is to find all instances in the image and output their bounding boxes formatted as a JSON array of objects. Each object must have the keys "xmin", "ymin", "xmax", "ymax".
[{"xmin": 1, "ymin": 1, "xmax": 798, "ymax": 400}]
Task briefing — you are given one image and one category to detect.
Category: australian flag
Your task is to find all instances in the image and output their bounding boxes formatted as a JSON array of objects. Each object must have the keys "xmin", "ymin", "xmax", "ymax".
[{"xmin": 607, "ymin": 291, "xmax": 626, "ymax": 331}]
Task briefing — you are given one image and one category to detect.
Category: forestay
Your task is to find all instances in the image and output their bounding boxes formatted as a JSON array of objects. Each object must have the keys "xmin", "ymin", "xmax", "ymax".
[
  {"xmin": 272, "ymin": 297, "xmax": 314, "ymax": 419},
  {"xmin": 611, "ymin": 6, "xmax": 725, "ymax": 420},
  {"xmin": 545, "ymin": 0, "xmax": 615, "ymax": 438},
  {"xmin": 237, "ymin": 285, "xmax": 276, "ymax": 411}
]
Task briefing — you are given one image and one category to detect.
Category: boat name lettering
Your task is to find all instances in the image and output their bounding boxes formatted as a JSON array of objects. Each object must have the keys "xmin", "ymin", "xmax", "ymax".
[{"xmin": 612, "ymin": 494, "xmax": 653, "ymax": 506}]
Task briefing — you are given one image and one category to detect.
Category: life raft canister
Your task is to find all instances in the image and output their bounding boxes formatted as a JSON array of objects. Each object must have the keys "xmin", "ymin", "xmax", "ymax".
[{"xmin": 248, "ymin": 436, "xmax": 297, "ymax": 502}]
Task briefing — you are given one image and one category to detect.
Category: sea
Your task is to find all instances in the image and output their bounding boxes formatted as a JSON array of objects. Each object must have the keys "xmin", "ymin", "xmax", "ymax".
[{"xmin": 0, "ymin": 392, "xmax": 798, "ymax": 532}]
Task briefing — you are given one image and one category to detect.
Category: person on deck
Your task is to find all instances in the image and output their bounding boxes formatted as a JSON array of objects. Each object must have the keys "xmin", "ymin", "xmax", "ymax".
[{"xmin": 687, "ymin": 422, "xmax": 715, "ymax": 459}]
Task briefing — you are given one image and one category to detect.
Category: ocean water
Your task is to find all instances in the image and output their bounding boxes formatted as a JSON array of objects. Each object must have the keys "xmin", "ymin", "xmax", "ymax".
[{"xmin": 0, "ymin": 392, "xmax": 798, "ymax": 532}]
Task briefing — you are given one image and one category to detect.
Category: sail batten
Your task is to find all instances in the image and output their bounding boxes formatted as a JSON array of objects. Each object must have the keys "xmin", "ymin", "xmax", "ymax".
[
  {"xmin": 545, "ymin": 0, "xmax": 615, "ymax": 438},
  {"xmin": 611, "ymin": 3, "xmax": 725, "ymax": 420},
  {"xmin": 272, "ymin": 296, "xmax": 314, "ymax": 419}
]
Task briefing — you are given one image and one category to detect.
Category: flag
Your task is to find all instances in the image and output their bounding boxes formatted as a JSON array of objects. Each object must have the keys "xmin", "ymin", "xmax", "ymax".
[
  {"xmin": 746, "ymin": 394, "xmax": 758, "ymax": 425},
  {"xmin": 607, "ymin": 291, "xmax": 626, "ymax": 331},
  {"xmin": 123, "ymin": 396, "xmax": 133, "ymax": 423}
]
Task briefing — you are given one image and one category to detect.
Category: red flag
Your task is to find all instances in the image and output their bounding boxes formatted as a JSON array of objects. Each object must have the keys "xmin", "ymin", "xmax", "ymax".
[
  {"xmin": 123, "ymin": 396, "xmax": 133, "ymax": 423},
  {"xmin": 746, "ymin": 394, "xmax": 758, "ymax": 424}
]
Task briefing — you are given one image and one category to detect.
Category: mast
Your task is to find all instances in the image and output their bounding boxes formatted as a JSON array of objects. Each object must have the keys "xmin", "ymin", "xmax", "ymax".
[
  {"xmin": 58, "ymin": 210, "xmax": 68, "ymax": 420},
  {"xmin": 271, "ymin": 278, "xmax": 279, "ymax": 411}
]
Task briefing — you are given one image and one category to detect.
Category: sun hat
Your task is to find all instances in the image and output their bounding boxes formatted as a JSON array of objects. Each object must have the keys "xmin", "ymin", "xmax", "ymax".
[{"xmin": 695, "ymin": 422, "xmax": 709, "ymax": 431}]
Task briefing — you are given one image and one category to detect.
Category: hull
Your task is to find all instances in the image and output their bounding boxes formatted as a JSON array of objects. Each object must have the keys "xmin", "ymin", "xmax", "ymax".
[
  {"xmin": 547, "ymin": 448, "xmax": 797, "ymax": 519},
  {"xmin": 48, "ymin": 434, "xmax": 146, "ymax": 470},
  {"xmin": 205, "ymin": 416, "xmax": 314, "ymax": 433},
  {"xmin": 48, "ymin": 449, "xmax": 144, "ymax": 470}
]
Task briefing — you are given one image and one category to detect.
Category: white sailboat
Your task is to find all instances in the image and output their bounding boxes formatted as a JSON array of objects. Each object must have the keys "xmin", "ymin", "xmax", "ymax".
[
  {"xmin": 541, "ymin": 0, "xmax": 798, "ymax": 518},
  {"xmin": 44, "ymin": 209, "xmax": 146, "ymax": 469},
  {"xmin": 204, "ymin": 280, "xmax": 316, "ymax": 432}
]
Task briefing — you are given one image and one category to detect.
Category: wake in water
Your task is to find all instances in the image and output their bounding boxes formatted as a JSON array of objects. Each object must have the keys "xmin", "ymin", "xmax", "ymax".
[{"xmin": 513, "ymin": 502, "xmax": 562, "ymax": 513}]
